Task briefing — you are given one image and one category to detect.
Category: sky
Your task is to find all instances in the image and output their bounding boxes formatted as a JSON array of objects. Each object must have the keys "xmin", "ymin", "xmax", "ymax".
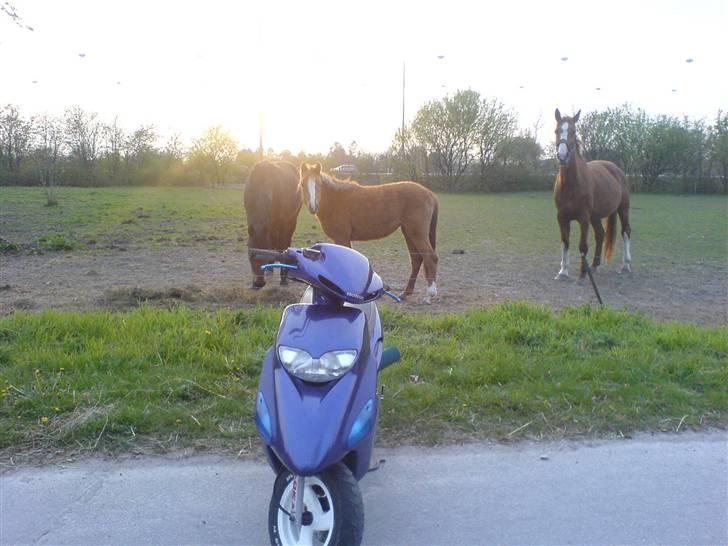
[{"xmin": 2, "ymin": 0, "xmax": 726, "ymax": 154}]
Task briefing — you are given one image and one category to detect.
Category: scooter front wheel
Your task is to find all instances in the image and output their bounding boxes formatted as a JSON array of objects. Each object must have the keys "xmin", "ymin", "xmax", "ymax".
[{"xmin": 268, "ymin": 463, "xmax": 364, "ymax": 546}]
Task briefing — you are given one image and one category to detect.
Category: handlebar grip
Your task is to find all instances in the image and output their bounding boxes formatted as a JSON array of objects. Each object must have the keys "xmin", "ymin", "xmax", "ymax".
[
  {"xmin": 248, "ymin": 248, "xmax": 292, "ymax": 262},
  {"xmin": 379, "ymin": 347, "xmax": 401, "ymax": 371}
]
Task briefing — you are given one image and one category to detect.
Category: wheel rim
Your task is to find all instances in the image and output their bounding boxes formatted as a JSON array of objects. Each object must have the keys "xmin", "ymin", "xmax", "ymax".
[{"xmin": 277, "ymin": 476, "xmax": 335, "ymax": 546}]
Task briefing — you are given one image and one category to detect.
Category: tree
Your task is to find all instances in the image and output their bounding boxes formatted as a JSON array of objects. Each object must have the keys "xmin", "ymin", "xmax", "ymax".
[
  {"xmin": 122, "ymin": 125, "xmax": 157, "ymax": 184},
  {"xmin": 31, "ymin": 114, "xmax": 64, "ymax": 205},
  {"xmin": 639, "ymin": 115, "xmax": 692, "ymax": 191},
  {"xmin": 64, "ymin": 105, "xmax": 102, "ymax": 182},
  {"xmin": 0, "ymin": 104, "xmax": 32, "ymax": 175},
  {"xmin": 610, "ymin": 105, "xmax": 648, "ymax": 180},
  {"xmin": 411, "ymin": 89, "xmax": 481, "ymax": 188},
  {"xmin": 188, "ymin": 126, "xmax": 238, "ymax": 186},
  {"xmin": 495, "ymin": 134, "xmax": 542, "ymax": 169},
  {"xmin": 347, "ymin": 140, "xmax": 359, "ymax": 159},
  {"xmin": 164, "ymin": 133, "xmax": 185, "ymax": 161},
  {"xmin": 103, "ymin": 117, "xmax": 125, "ymax": 179},
  {"xmin": 1, "ymin": 1, "xmax": 33, "ymax": 30},
  {"xmin": 390, "ymin": 126, "xmax": 421, "ymax": 179},
  {"xmin": 475, "ymin": 98, "xmax": 517, "ymax": 175},
  {"xmin": 682, "ymin": 118, "xmax": 708, "ymax": 194},
  {"xmin": 579, "ymin": 109, "xmax": 618, "ymax": 162},
  {"xmin": 708, "ymin": 110, "xmax": 728, "ymax": 193},
  {"xmin": 327, "ymin": 142, "xmax": 348, "ymax": 166}
]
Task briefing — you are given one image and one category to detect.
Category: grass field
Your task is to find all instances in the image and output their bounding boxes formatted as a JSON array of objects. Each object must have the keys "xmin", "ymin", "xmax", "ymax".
[
  {"xmin": 1, "ymin": 303, "xmax": 725, "ymax": 464},
  {"xmin": 1, "ymin": 186, "xmax": 726, "ymax": 261},
  {"xmin": 1, "ymin": 186, "xmax": 726, "ymax": 462}
]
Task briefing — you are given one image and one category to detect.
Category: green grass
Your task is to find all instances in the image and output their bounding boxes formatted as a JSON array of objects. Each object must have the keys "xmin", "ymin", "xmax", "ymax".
[
  {"xmin": 0, "ymin": 186, "xmax": 726, "ymax": 460},
  {"xmin": 1, "ymin": 304, "xmax": 725, "ymax": 460},
  {"xmin": 0, "ymin": 187, "xmax": 725, "ymax": 263},
  {"xmin": 37, "ymin": 233, "xmax": 75, "ymax": 251}
]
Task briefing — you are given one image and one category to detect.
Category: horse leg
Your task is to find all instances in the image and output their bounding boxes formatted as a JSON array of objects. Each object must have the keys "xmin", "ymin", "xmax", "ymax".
[
  {"xmin": 407, "ymin": 229, "xmax": 438, "ymax": 304},
  {"xmin": 400, "ymin": 229, "xmax": 423, "ymax": 300},
  {"xmin": 555, "ymin": 215, "xmax": 570, "ymax": 280},
  {"xmin": 578, "ymin": 216, "xmax": 590, "ymax": 279},
  {"xmin": 618, "ymin": 207, "xmax": 632, "ymax": 273},
  {"xmin": 421, "ymin": 244, "xmax": 439, "ymax": 305},
  {"xmin": 278, "ymin": 222, "xmax": 297, "ymax": 286},
  {"xmin": 249, "ymin": 256, "xmax": 266, "ymax": 289},
  {"xmin": 590, "ymin": 217, "xmax": 605, "ymax": 272}
]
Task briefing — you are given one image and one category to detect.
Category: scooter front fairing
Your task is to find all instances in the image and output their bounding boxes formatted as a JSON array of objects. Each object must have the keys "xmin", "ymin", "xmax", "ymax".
[{"xmin": 255, "ymin": 303, "xmax": 382, "ymax": 481}]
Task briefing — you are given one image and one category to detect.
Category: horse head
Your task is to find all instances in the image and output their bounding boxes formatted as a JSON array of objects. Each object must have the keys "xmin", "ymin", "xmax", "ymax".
[
  {"xmin": 554, "ymin": 108, "xmax": 581, "ymax": 165},
  {"xmin": 299, "ymin": 162, "xmax": 323, "ymax": 214}
]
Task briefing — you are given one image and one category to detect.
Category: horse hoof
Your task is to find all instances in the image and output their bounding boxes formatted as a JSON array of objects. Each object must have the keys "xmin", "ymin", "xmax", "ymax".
[
  {"xmin": 250, "ymin": 285, "xmax": 263, "ymax": 291},
  {"xmin": 620, "ymin": 264, "xmax": 632, "ymax": 274},
  {"xmin": 422, "ymin": 296, "xmax": 432, "ymax": 305},
  {"xmin": 554, "ymin": 273, "xmax": 570, "ymax": 281},
  {"xmin": 279, "ymin": 279, "xmax": 289, "ymax": 287}
]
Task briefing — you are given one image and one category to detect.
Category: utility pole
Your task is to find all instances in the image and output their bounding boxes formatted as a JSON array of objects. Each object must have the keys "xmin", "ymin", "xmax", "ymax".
[
  {"xmin": 258, "ymin": 112, "xmax": 264, "ymax": 160},
  {"xmin": 401, "ymin": 61, "xmax": 406, "ymax": 158}
]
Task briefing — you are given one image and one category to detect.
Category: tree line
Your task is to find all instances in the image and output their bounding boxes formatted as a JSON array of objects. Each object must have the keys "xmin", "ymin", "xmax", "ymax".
[
  {"xmin": 0, "ymin": 104, "xmax": 386, "ymax": 203},
  {"xmin": 393, "ymin": 90, "xmax": 727, "ymax": 194},
  {"xmin": 577, "ymin": 105, "xmax": 727, "ymax": 193},
  {"xmin": 1, "ymin": 97, "xmax": 726, "ymax": 203},
  {"xmin": 0, "ymin": 104, "xmax": 262, "ymax": 202}
]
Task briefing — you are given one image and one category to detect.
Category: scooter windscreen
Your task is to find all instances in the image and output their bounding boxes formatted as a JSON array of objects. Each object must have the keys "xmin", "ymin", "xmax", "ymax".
[{"xmin": 288, "ymin": 243, "xmax": 384, "ymax": 304}]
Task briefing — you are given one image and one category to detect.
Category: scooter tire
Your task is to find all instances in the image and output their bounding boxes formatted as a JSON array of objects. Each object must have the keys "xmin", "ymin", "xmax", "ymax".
[{"xmin": 268, "ymin": 462, "xmax": 364, "ymax": 546}]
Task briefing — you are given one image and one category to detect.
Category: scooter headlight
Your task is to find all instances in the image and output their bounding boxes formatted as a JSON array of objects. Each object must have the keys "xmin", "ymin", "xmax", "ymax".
[{"xmin": 277, "ymin": 345, "xmax": 358, "ymax": 383}]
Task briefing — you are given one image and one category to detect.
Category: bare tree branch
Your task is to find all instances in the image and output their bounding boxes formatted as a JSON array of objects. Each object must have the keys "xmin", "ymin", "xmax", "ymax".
[{"xmin": 1, "ymin": 1, "xmax": 34, "ymax": 31}]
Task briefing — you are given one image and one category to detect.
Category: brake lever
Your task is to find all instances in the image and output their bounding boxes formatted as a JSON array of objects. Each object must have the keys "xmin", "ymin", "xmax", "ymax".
[
  {"xmin": 383, "ymin": 290, "xmax": 402, "ymax": 303},
  {"xmin": 261, "ymin": 263, "xmax": 298, "ymax": 271}
]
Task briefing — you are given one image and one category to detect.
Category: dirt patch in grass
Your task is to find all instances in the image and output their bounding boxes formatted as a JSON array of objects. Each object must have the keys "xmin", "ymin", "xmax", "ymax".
[
  {"xmin": 102, "ymin": 283, "xmax": 300, "ymax": 309},
  {"xmin": 0, "ymin": 246, "xmax": 725, "ymax": 324},
  {"xmin": 1, "ymin": 189, "xmax": 726, "ymax": 324}
]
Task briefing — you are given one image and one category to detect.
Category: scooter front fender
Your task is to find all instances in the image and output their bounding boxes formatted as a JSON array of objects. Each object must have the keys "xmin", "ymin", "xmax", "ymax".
[{"xmin": 256, "ymin": 348, "xmax": 378, "ymax": 480}]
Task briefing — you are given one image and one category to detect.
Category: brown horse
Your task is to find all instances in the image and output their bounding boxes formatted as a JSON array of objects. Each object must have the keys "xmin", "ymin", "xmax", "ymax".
[
  {"xmin": 553, "ymin": 108, "xmax": 632, "ymax": 279},
  {"xmin": 299, "ymin": 162, "xmax": 439, "ymax": 303},
  {"xmin": 244, "ymin": 160, "xmax": 302, "ymax": 288}
]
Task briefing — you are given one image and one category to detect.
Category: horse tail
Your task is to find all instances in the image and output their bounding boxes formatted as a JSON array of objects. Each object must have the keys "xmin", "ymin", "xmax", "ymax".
[
  {"xmin": 604, "ymin": 211, "xmax": 617, "ymax": 261},
  {"xmin": 429, "ymin": 197, "xmax": 439, "ymax": 250}
]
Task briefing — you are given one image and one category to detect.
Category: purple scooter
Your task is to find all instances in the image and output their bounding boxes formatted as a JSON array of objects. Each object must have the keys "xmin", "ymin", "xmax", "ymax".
[{"xmin": 250, "ymin": 243, "xmax": 401, "ymax": 546}]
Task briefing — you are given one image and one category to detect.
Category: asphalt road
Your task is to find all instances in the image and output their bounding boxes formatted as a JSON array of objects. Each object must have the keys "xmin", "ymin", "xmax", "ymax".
[{"xmin": 1, "ymin": 431, "xmax": 726, "ymax": 545}]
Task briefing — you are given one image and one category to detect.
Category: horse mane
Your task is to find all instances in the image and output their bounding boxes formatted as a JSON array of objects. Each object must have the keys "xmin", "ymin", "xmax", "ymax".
[
  {"xmin": 575, "ymin": 139, "xmax": 588, "ymax": 160},
  {"xmin": 320, "ymin": 172, "xmax": 360, "ymax": 191}
]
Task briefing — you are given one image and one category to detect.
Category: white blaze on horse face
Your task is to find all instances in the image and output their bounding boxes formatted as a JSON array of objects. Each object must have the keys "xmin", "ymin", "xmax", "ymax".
[
  {"xmin": 307, "ymin": 176, "xmax": 317, "ymax": 213},
  {"xmin": 557, "ymin": 143, "xmax": 569, "ymax": 161},
  {"xmin": 560, "ymin": 122, "xmax": 570, "ymax": 141},
  {"xmin": 557, "ymin": 122, "xmax": 570, "ymax": 161}
]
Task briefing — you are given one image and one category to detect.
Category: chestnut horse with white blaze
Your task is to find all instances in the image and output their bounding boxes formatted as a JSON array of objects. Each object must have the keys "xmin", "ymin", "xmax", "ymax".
[
  {"xmin": 553, "ymin": 108, "xmax": 632, "ymax": 279},
  {"xmin": 299, "ymin": 162, "xmax": 439, "ymax": 303}
]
